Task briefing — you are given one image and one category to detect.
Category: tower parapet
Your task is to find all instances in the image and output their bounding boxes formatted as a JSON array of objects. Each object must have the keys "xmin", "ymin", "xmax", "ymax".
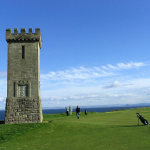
[{"xmin": 6, "ymin": 28, "xmax": 42, "ymax": 49}]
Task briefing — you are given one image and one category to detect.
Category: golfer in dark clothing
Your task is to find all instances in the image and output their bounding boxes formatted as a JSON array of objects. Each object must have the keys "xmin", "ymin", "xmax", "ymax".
[
  {"xmin": 76, "ymin": 105, "xmax": 80, "ymax": 119},
  {"xmin": 65, "ymin": 107, "xmax": 69, "ymax": 116},
  {"xmin": 85, "ymin": 109, "xmax": 87, "ymax": 115}
]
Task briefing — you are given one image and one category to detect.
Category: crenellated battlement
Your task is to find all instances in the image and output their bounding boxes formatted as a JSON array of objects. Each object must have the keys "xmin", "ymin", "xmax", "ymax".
[{"xmin": 6, "ymin": 28, "xmax": 42, "ymax": 49}]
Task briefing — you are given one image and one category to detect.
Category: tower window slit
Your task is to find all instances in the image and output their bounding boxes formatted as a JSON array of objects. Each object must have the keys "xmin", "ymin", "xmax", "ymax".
[{"xmin": 22, "ymin": 46, "xmax": 25, "ymax": 59}]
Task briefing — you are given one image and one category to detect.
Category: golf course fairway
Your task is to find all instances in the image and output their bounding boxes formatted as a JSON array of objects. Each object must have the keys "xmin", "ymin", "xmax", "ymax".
[{"xmin": 0, "ymin": 107, "xmax": 150, "ymax": 150}]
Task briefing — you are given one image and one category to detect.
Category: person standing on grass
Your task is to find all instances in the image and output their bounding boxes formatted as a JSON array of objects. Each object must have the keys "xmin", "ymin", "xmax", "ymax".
[
  {"xmin": 65, "ymin": 107, "xmax": 69, "ymax": 116},
  {"xmin": 76, "ymin": 105, "xmax": 80, "ymax": 119},
  {"xmin": 85, "ymin": 109, "xmax": 87, "ymax": 115},
  {"xmin": 69, "ymin": 105, "xmax": 73, "ymax": 115}
]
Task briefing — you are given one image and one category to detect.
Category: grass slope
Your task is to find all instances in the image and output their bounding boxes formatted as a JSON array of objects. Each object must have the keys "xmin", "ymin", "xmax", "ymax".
[{"xmin": 0, "ymin": 107, "xmax": 150, "ymax": 150}]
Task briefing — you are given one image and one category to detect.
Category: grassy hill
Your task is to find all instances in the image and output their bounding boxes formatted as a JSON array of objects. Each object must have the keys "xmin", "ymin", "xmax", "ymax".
[{"xmin": 0, "ymin": 107, "xmax": 150, "ymax": 150}]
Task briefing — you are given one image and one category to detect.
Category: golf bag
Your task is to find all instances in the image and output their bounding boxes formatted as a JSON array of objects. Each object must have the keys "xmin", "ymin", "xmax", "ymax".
[{"xmin": 136, "ymin": 113, "xmax": 149, "ymax": 125}]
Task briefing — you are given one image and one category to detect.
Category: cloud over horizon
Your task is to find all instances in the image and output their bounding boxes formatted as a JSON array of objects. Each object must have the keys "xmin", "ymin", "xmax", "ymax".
[
  {"xmin": 39, "ymin": 61, "xmax": 150, "ymax": 107},
  {"xmin": 0, "ymin": 61, "xmax": 149, "ymax": 109}
]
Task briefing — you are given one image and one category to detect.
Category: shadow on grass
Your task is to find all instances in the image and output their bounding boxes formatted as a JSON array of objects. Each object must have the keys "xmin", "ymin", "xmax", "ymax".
[
  {"xmin": 121, "ymin": 125, "xmax": 146, "ymax": 127},
  {"xmin": 110, "ymin": 125, "xmax": 146, "ymax": 128},
  {"xmin": 0, "ymin": 120, "xmax": 5, "ymax": 124}
]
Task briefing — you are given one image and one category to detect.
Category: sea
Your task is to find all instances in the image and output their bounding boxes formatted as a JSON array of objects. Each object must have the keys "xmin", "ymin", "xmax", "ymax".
[{"xmin": 0, "ymin": 105, "xmax": 149, "ymax": 121}]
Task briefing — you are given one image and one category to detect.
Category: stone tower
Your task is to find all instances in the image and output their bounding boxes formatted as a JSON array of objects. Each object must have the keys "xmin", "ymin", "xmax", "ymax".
[{"xmin": 5, "ymin": 28, "xmax": 43, "ymax": 124}]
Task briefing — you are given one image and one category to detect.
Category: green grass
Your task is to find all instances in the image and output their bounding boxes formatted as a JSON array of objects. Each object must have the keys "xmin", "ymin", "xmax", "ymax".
[{"xmin": 0, "ymin": 107, "xmax": 150, "ymax": 150}]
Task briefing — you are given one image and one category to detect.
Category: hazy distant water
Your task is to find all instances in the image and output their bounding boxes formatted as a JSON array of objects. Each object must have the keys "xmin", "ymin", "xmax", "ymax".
[
  {"xmin": 0, "ymin": 106, "xmax": 149, "ymax": 121},
  {"xmin": 42, "ymin": 106, "xmax": 149, "ymax": 115},
  {"xmin": 0, "ymin": 110, "xmax": 5, "ymax": 121}
]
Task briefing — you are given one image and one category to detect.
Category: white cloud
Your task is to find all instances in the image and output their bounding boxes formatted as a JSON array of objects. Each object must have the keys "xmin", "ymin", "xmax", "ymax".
[
  {"xmin": 102, "ymin": 81, "xmax": 127, "ymax": 89},
  {"xmin": 0, "ymin": 97, "xmax": 4, "ymax": 101},
  {"xmin": 0, "ymin": 78, "xmax": 7, "ymax": 97},
  {"xmin": 0, "ymin": 72, "xmax": 7, "ymax": 78},
  {"xmin": 41, "ymin": 62, "xmax": 148, "ymax": 82},
  {"xmin": 41, "ymin": 89, "xmax": 150, "ymax": 107},
  {"xmin": 102, "ymin": 62, "xmax": 147, "ymax": 70},
  {"xmin": 41, "ymin": 66, "xmax": 115, "ymax": 82},
  {"xmin": 117, "ymin": 62, "xmax": 146, "ymax": 69}
]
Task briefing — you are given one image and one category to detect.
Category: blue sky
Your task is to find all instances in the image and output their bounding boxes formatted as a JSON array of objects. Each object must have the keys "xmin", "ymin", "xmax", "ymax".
[{"xmin": 0, "ymin": 0, "xmax": 150, "ymax": 109}]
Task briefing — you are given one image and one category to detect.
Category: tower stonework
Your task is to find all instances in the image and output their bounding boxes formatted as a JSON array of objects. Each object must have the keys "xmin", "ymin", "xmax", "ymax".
[{"xmin": 5, "ymin": 28, "xmax": 43, "ymax": 124}]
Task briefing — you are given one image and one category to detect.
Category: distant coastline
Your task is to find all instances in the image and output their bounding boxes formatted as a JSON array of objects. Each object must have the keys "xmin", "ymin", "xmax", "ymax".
[
  {"xmin": 0, "ymin": 104, "xmax": 150, "ymax": 121},
  {"xmin": 42, "ymin": 103, "xmax": 150, "ymax": 110}
]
